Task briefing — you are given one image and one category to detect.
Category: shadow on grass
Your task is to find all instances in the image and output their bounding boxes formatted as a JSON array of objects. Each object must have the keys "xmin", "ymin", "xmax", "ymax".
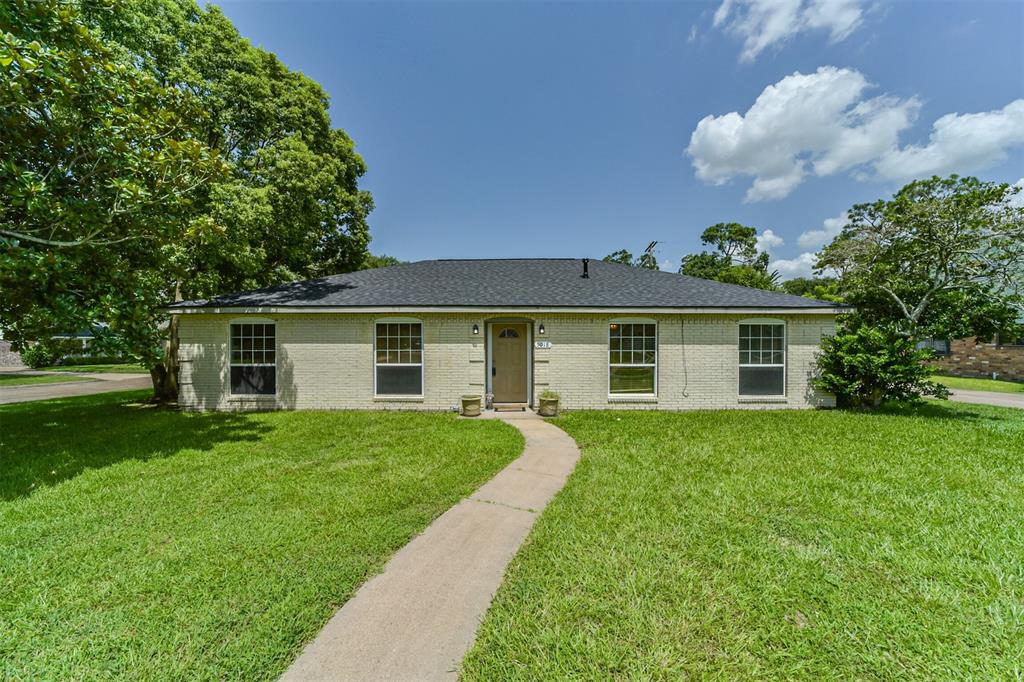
[{"xmin": 0, "ymin": 390, "xmax": 272, "ymax": 501}]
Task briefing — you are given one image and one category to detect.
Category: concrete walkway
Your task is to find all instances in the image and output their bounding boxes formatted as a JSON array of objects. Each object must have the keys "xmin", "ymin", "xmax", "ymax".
[
  {"xmin": 947, "ymin": 389, "xmax": 1024, "ymax": 410},
  {"xmin": 0, "ymin": 370, "xmax": 151, "ymax": 404},
  {"xmin": 281, "ymin": 410, "xmax": 580, "ymax": 682}
]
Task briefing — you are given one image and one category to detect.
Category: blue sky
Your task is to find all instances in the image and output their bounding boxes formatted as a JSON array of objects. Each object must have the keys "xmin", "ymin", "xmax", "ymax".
[{"xmin": 218, "ymin": 0, "xmax": 1024, "ymax": 278}]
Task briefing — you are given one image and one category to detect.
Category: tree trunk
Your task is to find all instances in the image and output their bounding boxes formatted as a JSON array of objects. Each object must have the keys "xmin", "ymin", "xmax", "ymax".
[{"xmin": 151, "ymin": 281, "xmax": 182, "ymax": 402}]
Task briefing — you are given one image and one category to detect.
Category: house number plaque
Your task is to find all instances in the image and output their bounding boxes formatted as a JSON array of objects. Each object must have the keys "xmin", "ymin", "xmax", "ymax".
[{"xmin": 534, "ymin": 340, "xmax": 552, "ymax": 349}]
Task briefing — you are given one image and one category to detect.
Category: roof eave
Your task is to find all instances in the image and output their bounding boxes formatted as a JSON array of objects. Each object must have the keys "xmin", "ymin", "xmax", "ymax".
[{"xmin": 163, "ymin": 304, "xmax": 851, "ymax": 315}]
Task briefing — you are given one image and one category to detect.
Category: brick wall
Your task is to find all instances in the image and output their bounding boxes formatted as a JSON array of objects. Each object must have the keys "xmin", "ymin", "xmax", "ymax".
[
  {"xmin": 177, "ymin": 312, "xmax": 836, "ymax": 411},
  {"xmin": 932, "ymin": 337, "xmax": 1024, "ymax": 382}
]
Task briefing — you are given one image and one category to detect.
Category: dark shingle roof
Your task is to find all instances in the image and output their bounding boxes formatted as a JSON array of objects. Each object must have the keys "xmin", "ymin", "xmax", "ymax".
[{"xmin": 172, "ymin": 259, "xmax": 841, "ymax": 309}]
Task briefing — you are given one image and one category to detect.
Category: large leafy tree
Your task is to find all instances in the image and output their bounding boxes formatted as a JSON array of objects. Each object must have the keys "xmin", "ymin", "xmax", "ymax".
[
  {"xmin": 2, "ymin": 0, "xmax": 376, "ymax": 399},
  {"xmin": 679, "ymin": 223, "xmax": 778, "ymax": 290},
  {"xmin": 89, "ymin": 0, "xmax": 375, "ymax": 398},
  {"xmin": 0, "ymin": 0, "xmax": 225, "ymax": 374},
  {"xmin": 818, "ymin": 175, "xmax": 1024, "ymax": 340}
]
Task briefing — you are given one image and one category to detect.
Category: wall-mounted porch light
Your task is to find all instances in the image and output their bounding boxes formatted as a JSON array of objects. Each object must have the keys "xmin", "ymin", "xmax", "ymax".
[
  {"xmin": 538, "ymin": 323, "xmax": 546, "ymax": 335},
  {"xmin": 472, "ymin": 323, "xmax": 480, "ymax": 335}
]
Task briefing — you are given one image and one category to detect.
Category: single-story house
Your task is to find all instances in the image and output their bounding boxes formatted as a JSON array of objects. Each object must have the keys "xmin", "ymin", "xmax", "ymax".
[{"xmin": 169, "ymin": 258, "xmax": 847, "ymax": 412}]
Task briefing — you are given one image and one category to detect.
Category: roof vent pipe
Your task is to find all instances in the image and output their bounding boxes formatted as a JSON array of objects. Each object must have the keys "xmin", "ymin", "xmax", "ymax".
[{"xmin": 582, "ymin": 258, "xmax": 590, "ymax": 279}]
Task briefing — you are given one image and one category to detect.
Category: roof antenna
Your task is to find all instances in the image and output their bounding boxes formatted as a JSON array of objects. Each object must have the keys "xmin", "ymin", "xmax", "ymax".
[{"xmin": 581, "ymin": 258, "xmax": 590, "ymax": 279}]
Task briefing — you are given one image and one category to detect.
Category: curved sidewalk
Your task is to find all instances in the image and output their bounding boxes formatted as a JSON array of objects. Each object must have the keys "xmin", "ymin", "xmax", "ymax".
[{"xmin": 281, "ymin": 410, "xmax": 580, "ymax": 681}]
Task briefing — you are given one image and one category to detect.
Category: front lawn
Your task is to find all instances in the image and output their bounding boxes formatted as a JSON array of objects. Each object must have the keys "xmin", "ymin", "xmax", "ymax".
[
  {"xmin": 463, "ymin": 402, "xmax": 1024, "ymax": 680},
  {"xmin": 0, "ymin": 392, "xmax": 522, "ymax": 680},
  {"xmin": 0, "ymin": 373, "xmax": 93, "ymax": 387},
  {"xmin": 935, "ymin": 374, "xmax": 1024, "ymax": 394}
]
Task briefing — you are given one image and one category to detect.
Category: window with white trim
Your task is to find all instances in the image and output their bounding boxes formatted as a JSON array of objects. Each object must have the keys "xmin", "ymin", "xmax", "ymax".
[
  {"xmin": 609, "ymin": 322, "xmax": 656, "ymax": 395},
  {"xmin": 739, "ymin": 322, "xmax": 785, "ymax": 396},
  {"xmin": 229, "ymin": 323, "xmax": 276, "ymax": 395},
  {"xmin": 375, "ymin": 322, "xmax": 423, "ymax": 396}
]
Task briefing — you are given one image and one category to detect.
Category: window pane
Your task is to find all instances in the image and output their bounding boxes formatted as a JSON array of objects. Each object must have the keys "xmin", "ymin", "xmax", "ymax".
[
  {"xmin": 387, "ymin": 350, "xmax": 399, "ymax": 364},
  {"xmin": 377, "ymin": 365, "xmax": 422, "ymax": 395},
  {"xmin": 409, "ymin": 350, "xmax": 422, "ymax": 364},
  {"xmin": 739, "ymin": 366, "xmax": 784, "ymax": 396},
  {"xmin": 610, "ymin": 366, "xmax": 655, "ymax": 394},
  {"xmin": 376, "ymin": 350, "xmax": 388, "ymax": 363},
  {"xmin": 231, "ymin": 365, "xmax": 275, "ymax": 395}
]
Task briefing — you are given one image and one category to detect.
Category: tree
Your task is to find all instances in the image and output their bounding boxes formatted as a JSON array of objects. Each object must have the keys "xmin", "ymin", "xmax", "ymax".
[
  {"xmin": 679, "ymin": 223, "xmax": 779, "ymax": 290},
  {"xmin": 602, "ymin": 241, "xmax": 660, "ymax": 269},
  {"xmin": 0, "ymin": 0, "xmax": 225, "ymax": 377},
  {"xmin": 818, "ymin": 175, "xmax": 1024, "ymax": 340},
  {"xmin": 780, "ymin": 277, "xmax": 844, "ymax": 302},
  {"xmin": 814, "ymin": 323, "xmax": 949, "ymax": 408},
  {"xmin": 1, "ymin": 0, "xmax": 376, "ymax": 400},
  {"xmin": 361, "ymin": 253, "xmax": 401, "ymax": 269}
]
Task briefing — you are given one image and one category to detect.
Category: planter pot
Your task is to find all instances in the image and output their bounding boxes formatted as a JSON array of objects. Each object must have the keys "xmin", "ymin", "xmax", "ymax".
[
  {"xmin": 461, "ymin": 394, "xmax": 482, "ymax": 417},
  {"xmin": 538, "ymin": 397, "xmax": 559, "ymax": 417}
]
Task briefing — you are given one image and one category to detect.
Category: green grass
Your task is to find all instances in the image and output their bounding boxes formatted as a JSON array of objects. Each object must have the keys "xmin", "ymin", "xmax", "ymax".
[
  {"xmin": 935, "ymin": 374, "xmax": 1024, "ymax": 394},
  {"xmin": 40, "ymin": 363, "xmax": 148, "ymax": 374},
  {"xmin": 463, "ymin": 402, "xmax": 1024, "ymax": 680},
  {"xmin": 0, "ymin": 373, "xmax": 93, "ymax": 387},
  {"xmin": 0, "ymin": 392, "xmax": 523, "ymax": 680}
]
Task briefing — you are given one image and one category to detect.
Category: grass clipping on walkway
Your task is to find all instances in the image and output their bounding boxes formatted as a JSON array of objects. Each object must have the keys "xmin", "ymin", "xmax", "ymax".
[
  {"xmin": 463, "ymin": 402, "xmax": 1024, "ymax": 680},
  {"xmin": 0, "ymin": 391, "xmax": 522, "ymax": 680}
]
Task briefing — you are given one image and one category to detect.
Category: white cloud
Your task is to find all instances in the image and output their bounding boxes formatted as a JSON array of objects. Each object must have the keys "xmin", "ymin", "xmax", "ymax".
[
  {"xmin": 659, "ymin": 257, "xmax": 676, "ymax": 272},
  {"xmin": 687, "ymin": 67, "xmax": 1024, "ymax": 201},
  {"xmin": 797, "ymin": 211, "xmax": 848, "ymax": 250},
  {"xmin": 755, "ymin": 228, "xmax": 784, "ymax": 254},
  {"xmin": 687, "ymin": 67, "xmax": 919, "ymax": 202},
  {"xmin": 687, "ymin": 25, "xmax": 698, "ymax": 43},
  {"xmin": 713, "ymin": 0, "xmax": 864, "ymax": 62},
  {"xmin": 769, "ymin": 252, "xmax": 819, "ymax": 280},
  {"xmin": 875, "ymin": 100, "xmax": 1024, "ymax": 182}
]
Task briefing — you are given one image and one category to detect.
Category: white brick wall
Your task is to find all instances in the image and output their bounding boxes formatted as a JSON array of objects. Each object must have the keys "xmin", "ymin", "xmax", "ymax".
[{"xmin": 178, "ymin": 312, "xmax": 835, "ymax": 411}]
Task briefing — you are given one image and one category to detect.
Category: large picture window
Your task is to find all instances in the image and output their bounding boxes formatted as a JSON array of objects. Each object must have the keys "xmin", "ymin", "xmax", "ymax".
[
  {"xmin": 230, "ymin": 323, "xmax": 276, "ymax": 395},
  {"xmin": 609, "ymin": 322, "xmax": 656, "ymax": 395},
  {"xmin": 375, "ymin": 322, "xmax": 423, "ymax": 396},
  {"xmin": 739, "ymin": 322, "xmax": 785, "ymax": 396}
]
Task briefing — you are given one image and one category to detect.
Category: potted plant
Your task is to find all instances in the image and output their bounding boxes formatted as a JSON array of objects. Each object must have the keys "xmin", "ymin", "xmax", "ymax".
[
  {"xmin": 537, "ymin": 389, "xmax": 560, "ymax": 417},
  {"xmin": 461, "ymin": 394, "xmax": 482, "ymax": 417}
]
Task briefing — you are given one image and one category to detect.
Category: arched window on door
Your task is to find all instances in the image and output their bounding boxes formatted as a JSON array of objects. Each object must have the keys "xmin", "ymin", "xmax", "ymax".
[{"xmin": 498, "ymin": 327, "xmax": 520, "ymax": 338}]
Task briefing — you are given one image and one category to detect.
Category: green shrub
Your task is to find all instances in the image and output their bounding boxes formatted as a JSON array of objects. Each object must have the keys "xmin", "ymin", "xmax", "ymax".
[
  {"xmin": 539, "ymin": 389, "xmax": 560, "ymax": 400},
  {"xmin": 20, "ymin": 344, "xmax": 62, "ymax": 368},
  {"xmin": 814, "ymin": 324, "xmax": 949, "ymax": 408},
  {"xmin": 18, "ymin": 339, "xmax": 124, "ymax": 368}
]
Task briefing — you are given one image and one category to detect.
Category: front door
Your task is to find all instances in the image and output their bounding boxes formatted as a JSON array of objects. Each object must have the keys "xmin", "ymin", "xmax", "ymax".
[{"xmin": 491, "ymin": 323, "xmax": 528, "ymax": 403}]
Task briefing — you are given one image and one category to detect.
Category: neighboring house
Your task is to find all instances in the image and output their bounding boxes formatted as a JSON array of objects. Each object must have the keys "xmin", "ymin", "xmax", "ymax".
[
  {"xmin": 169, "ymin": 259, "xmax": 847, "ymax": 412},
  {"xmin": 930, "ymin": 335, "xmax": 1024, "ymax": 382}
]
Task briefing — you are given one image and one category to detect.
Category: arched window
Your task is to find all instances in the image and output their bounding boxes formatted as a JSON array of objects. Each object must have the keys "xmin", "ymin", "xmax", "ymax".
[{"xmin": 498, "ymin": 327, "xmax": 520, "ymax": 338}]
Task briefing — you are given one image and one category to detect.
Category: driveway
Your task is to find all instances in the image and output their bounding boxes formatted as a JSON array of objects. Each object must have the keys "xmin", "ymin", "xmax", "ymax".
[
  {"xmin": 0, "ymin": 371, "xmax": 151, "ymax": 404},
  {"xmin": 947, "ymin": 389, "xmax": 1024, "ymax": 410}
]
